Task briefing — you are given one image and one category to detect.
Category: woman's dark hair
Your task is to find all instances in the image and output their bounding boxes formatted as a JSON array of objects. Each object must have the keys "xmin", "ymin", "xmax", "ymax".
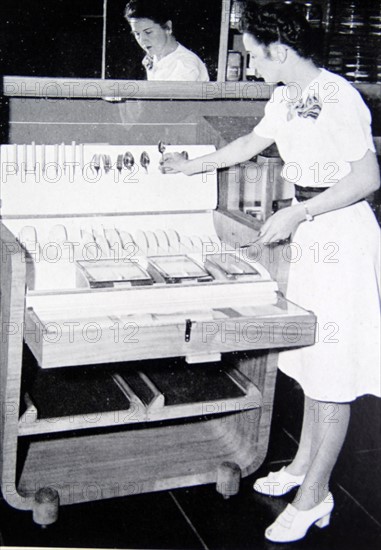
[
  {"xmin": 240, "ymin": 2, "xmax": 317, "ymax": 60},
  {"xmin": 124, "ymin": 0, "xmax": 172, "ymax": 27}
]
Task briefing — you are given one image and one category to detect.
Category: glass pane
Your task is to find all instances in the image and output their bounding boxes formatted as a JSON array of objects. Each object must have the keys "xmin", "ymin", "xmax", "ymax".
[
  {"xmin": 148, "ymin": 255, "xmax": 213, "ymax": 282},
  {"xmin": 1, "ymin": 0, "xmax": 104, "ymax": 77},
  {"xmin": 77, "ymin": 259, "xmax": 152, "ymax": 284},
  {"xmin": 106, "ymin": 0, "xmax": 222, "ymax": 80}
]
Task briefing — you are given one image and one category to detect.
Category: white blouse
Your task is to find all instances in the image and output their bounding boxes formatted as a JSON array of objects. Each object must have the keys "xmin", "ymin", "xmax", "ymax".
[
  {"xmin": 254, "ymin": 69, "xmax": 376, "ymax": 187},
  {"xmin": 145, "ymin": 43, "xmax": 209, "ymax": 82}
]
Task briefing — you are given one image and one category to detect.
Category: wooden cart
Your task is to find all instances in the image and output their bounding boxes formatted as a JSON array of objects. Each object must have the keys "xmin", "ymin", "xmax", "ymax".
[{"xmin": 0, "ymin": 142, "xmax": 315, "ymax": 525}]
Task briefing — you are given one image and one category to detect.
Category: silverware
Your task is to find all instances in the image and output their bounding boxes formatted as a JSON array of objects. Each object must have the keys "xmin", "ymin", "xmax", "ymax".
[
  {"xmin": 140, "ymin": 151, "xmax": 150, "ymax": 173},
  {"xmin": 240, "ymin": 242, "xmax": 259, "ymax": 249},
  {"xmin": 123, "ymin": 151, "xmax": 135, "ymax": 170},
  {"xmin": 240, "ymin": 235, "xmax": 291, "ymax": 248},
  {"xmin": 158, "ymin": 141, "xmax": 166, "ymax": 155},
  {"xmin": 116, "ymin": 154, "xmax": 123, "ymax": 172},
  {"xmin": 158, "ymin": 140, "xmax": 167, "ymax": 163},
  {"xmin": 91, "ymin": 154, "xmax": 101, "ymax": 174},
  {"xmin": 102, "ymin": 154, "xmax": 111, "ymax": 174}
]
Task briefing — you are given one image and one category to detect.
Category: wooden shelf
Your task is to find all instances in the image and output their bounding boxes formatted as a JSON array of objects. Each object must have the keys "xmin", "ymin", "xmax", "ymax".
[{"xmin": 18, "ymin": 364, "xmax": 262, "ymax": 436}]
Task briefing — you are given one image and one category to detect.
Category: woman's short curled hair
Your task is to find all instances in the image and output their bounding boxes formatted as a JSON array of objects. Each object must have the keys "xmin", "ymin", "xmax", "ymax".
[
  {"xmin": 240, "ymin": 2, "xmax": 317, "ymax": 60},
  {"xmin": 124, "ymin": 0, "xmax": 172, "ymax": 27}
]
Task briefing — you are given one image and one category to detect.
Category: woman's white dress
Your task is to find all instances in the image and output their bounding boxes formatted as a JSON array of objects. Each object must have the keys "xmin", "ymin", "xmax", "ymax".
[{"xmin": 254, "ymin": 69, "xmax": 381, "ymax": 402}]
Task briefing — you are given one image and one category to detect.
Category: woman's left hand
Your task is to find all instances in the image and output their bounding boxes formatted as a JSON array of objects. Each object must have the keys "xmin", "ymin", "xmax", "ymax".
[{"xmin": 258, "ymin": 205, "xmax": 305, "ymax": 244}]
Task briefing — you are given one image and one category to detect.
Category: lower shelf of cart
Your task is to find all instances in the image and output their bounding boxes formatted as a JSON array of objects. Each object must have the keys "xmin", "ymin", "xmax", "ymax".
[{"xmin": 17, "ymin": 414, "xmax": 261, "ymax": 505}]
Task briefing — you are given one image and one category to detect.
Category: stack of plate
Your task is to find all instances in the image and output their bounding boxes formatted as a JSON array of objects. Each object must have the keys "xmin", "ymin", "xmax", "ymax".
[
  {"xmin": 369, "ymin": 12, "xmax": 381, "ymax": 82},
  {"xmin": 327, "ymin": 0, "xmax": 381, "ymax": 83}
]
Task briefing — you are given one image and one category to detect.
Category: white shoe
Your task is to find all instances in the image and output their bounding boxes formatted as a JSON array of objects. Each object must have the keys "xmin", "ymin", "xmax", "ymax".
[
  {"xmin": 265, "ymin": 492, "xmax": 334, "ymax": 543},
  {"xmin": 253, "ymin": 466, "xmax": 305, "ymax": 496}
]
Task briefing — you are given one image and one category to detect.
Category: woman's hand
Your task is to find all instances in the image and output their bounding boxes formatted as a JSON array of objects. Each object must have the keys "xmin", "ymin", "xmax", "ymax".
[
  {"xmin": 258, "ymin": 205, "xmax": 305, "ymax": 244},
  {"xmin": 160, "ymin": 152, "xmax": 192, "ymax": 175}
]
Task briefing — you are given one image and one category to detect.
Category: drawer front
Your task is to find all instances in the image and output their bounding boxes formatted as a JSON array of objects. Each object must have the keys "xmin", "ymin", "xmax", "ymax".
[{"xmin": 24, "ymin": 296, "xmax": 316, "ymax": 368}]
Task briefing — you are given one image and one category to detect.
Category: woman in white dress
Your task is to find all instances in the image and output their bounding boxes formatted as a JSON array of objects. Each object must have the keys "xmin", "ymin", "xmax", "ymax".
[
  {"xmin": 124, "ymin": 0, "xmax": 209, "ymax": 81},
  {"xmin": 161, "ymin": 1, "xmax": 380, "ymax": 544}
]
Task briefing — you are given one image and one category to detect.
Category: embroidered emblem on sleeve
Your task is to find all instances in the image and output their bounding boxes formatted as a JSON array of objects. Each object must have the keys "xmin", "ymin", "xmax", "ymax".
[{"xmin": 287, "ymin": 93, "xmax": 322, "ymax": 121}]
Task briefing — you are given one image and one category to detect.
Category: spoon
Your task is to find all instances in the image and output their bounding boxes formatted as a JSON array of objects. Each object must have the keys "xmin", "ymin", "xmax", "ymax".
[
  {"xmin": 140, "ymin": 151, "xmax": 150, "ymax": 173},
  {"xmin": 158, "ymin": 141, "xmax": 166, "ymax": 155},
  {"xmin": 116, "ymin": 154, "xmax": 124, "ymax": 173},
  {"xmin": 123, "ymin": 151, "xmax": 135, "ymax": 170},
  {"xmin": 158, "ymin": 140, "xmax": 168, "ymax": 163}
]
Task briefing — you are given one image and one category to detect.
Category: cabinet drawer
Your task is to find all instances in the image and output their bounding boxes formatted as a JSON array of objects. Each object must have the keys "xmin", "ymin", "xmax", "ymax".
[{"xmin": 24, "ymin": 294, "xmax": 316, "ymax": 368}]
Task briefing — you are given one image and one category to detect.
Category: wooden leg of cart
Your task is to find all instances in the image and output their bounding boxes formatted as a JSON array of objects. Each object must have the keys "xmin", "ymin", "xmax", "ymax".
[
  {"xmin": 33, "ymin": 487, "xmax": 60, "ymax": 527},
  {"xmin": 0, "ymin": 223, "xmax": 38, "ymax": 517},
  {"xmin": 216, "ymin": 462, "xmax": 241, "ymax": 498}
]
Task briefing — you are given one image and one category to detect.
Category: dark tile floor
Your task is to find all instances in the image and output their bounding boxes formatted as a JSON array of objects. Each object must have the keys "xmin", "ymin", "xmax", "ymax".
[{"xmin": 1, "ymin": 371, "xmax": 380, "ymax": 550}]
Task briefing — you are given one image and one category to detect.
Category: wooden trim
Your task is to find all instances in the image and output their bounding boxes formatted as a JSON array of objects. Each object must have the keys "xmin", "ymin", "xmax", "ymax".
[
  {"xmin": 2, "ymin": 76, "xmax": 273, "ymax": 101},
  {"xmin": 217, "ymin": 0, "xmax": 231, "ymax": 82},
  {"xmin": 3, "ymin": 76, "xmax": 379, "ymax": 101}
]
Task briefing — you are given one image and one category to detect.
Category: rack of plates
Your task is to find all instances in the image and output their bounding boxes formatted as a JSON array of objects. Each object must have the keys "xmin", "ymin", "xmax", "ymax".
[{"xmin": 327, "ymin": 0, "xmax": 381, "ymax": 83}]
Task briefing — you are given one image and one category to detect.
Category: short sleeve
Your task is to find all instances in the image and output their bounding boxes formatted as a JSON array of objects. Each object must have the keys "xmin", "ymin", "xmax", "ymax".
[
  {"xmin": 254, "ymin": 86, "xmax": 285, "ymax": 140},
  {"xmin": 317, "ymin": 80, "xmax": 375, "ymax": 162}
]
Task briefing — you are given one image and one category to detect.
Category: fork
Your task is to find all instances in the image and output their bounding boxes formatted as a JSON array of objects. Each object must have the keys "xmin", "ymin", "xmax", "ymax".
[{"xmin": 102, "ymin": 154, "xmax": 112, "ymax": 174}]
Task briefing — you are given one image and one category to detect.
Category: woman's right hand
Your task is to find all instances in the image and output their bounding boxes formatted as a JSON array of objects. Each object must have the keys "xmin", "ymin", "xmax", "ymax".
[{"xmin": 160, "ymin": 152, "xmax": 192, "ymax": 175}]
